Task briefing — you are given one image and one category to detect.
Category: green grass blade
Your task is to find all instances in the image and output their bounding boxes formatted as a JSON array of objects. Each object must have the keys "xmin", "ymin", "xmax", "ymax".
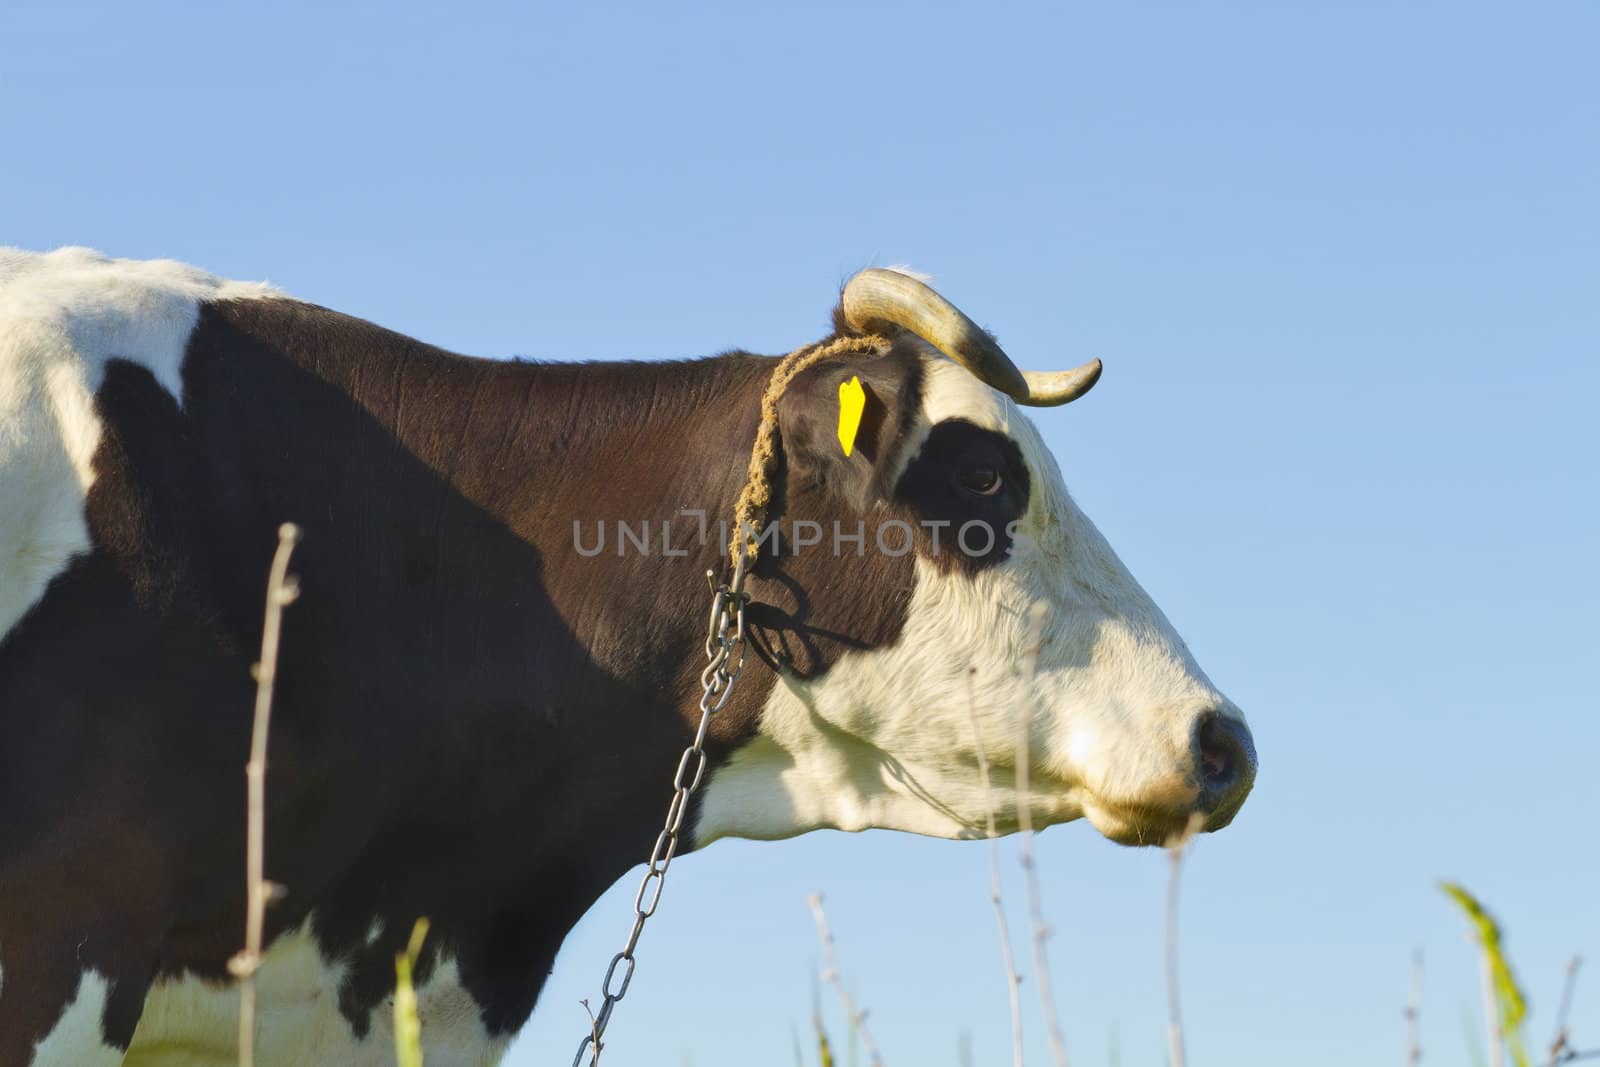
[
  {"xmin": 394, "ymin": 917, "xmax": 431, "ymax": 1067},
  {"xmin": 1441, "ymin": 883, "xmax": 1530, "ymax": 1067}
]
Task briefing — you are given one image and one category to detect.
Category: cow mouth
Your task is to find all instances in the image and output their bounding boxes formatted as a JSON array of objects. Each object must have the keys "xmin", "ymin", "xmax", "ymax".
[{"xmin": 1080, "ymin": 794, "xmax": 1224, "ymax": 848}]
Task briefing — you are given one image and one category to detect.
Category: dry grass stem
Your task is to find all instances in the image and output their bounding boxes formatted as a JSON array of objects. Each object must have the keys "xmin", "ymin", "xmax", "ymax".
[
  {"xmin": 964, "ymin": 669, "xmax": 1026, "ymax": 1067},
  {"xmin": 1482, "ymin": 946, "xmax": 1505, "ymax": 1067},
  {"xmin": 228, "ymin": 523, "xmax": 302, "ymax": 1067},
  {"xmin": 1548, "ymin": 955, "xmax": 1598, "ymax": 1066},
  {"xmin": 1164, "ymin": 813, "xmax": 1205, "ymax": 1067},
  {"xmin": 579, "ymin": 1000, "xmax": 604, "ymax": 1066},
  {"xmin": 807, "ymin": 892, "xmax": 885, "ymax": 1067},
  {"xmin": 1013, "ymin": 604, "xmax": 1070, "ymax": 1067},
  {"xmin": 1549, "ymin": 956, "xmax": 1582, "ymax": 1064},
  {"xmin": 1406, "ymin": 948, "xmax": 1424, "ymax": 1066}
]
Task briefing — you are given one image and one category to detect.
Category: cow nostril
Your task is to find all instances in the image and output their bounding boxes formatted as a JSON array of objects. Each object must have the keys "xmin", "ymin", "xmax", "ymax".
[{"xmin": 1191, "ymin": 711, "xmax": 1256, "ymax": 808}]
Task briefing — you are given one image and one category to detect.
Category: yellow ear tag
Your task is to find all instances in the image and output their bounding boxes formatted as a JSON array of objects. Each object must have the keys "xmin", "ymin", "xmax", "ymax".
[{"xmin": 837, "ymin": 375, "xmax": 866, "ymax": 457}]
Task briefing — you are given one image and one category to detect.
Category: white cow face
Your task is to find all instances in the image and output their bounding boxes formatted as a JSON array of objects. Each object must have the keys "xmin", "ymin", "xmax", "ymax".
[{"xmin": 697, "ymin": 353, "xmax": 1255, "ymax": 848}]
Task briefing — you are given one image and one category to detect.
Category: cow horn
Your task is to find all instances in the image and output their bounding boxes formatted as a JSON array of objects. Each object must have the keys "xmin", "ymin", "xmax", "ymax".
[{"xmin": 839, "ymin": 268, "xmax": 1102, "ymax": 407}]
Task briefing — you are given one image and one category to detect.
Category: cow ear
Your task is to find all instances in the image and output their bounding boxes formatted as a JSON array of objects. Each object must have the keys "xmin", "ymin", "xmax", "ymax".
[{"xmin": 776, "ymin": 346, "xmax": 920, "ymax": 507}]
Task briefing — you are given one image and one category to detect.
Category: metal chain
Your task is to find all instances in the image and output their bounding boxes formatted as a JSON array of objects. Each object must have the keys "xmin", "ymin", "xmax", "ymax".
[
  {"xmin": 567, "ymin": 335, "xmax": 872, "ymax": 1063},
  {"xmin": 570, "ymin": 549, "xmax": 750, "ymax": 1067}
]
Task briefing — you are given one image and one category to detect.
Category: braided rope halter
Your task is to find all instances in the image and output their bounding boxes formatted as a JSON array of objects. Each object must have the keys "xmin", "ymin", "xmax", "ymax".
[{"xmin": 570, "ymin": 332, "xmax": 888, "ymax": 1066}]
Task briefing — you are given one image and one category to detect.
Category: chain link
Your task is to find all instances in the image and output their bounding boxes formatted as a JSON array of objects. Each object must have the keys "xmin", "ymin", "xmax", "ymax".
[{"xmin": 571, "ymin": 550, "xmax": 749, "ymax": 1066}]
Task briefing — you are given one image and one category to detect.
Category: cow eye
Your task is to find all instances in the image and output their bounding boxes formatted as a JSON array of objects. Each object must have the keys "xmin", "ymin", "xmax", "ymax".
[{"xmin": 957, "ymin": 464, "xmax": 1003, "ymax": 496}]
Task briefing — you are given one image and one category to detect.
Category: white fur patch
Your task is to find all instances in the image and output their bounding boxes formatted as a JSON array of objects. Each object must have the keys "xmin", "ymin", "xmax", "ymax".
[
  {"xmin": 0, "ymin": 247, "xmax": 281, "ymax": 642},
  {"xmin": 126, "ymin": 921, "xmax": 509, "ymax": 1067},
  {"xmin": 697, "ymin": 355, "xmax": 1247, "ymax": 845},
  {"xmin": 29, "ymin": 970, "xmax": 124, "ymax": 1067}
]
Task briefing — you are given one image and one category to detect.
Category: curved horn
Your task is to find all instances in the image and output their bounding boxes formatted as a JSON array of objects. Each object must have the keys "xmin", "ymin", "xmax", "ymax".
[
  {"xmin": 1021, "ymin": 360, "xmax": 1103, "ymax": 407},
  {"xmin": 840, "ymin": 268, "xmax": 1101, "ymax": 407}
]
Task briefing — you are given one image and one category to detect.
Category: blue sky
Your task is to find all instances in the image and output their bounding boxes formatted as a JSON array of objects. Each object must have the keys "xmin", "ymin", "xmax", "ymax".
[{"xmin": 6, "ymin": 2, "xmax": 1598, "ymax": 1064}]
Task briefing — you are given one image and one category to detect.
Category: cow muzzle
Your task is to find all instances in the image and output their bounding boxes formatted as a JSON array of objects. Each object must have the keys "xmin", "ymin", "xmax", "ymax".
[{"xmin": 1079, "ymin": 707, "xmax": 1258, "ymax": 846}]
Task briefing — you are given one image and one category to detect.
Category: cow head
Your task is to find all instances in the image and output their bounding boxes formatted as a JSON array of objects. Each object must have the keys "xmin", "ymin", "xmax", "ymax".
[{"xmin": 694, "ymin": 269, "xmax": 1255, "ymax": 849}]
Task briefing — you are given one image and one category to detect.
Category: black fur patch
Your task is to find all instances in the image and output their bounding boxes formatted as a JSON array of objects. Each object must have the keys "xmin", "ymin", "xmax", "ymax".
[{"xmin": 893, "ymin": 418, "xmax": 1031, "ymax": 573}]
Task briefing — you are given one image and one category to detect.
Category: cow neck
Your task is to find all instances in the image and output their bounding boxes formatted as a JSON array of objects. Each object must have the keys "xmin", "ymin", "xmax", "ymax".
[
  {"xmin": 200, "ymin": 296, "xmax": 891, "ymax": 921},
  {"xmin": 196, "ymin": 300, "xmax": 803, "ymax": 915}
]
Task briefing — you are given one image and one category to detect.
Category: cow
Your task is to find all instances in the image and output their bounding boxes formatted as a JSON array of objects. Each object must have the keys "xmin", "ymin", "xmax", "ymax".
[{"xmin": 0, "ymin": 247, "xmax": 1255, "ymax": 1066}]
